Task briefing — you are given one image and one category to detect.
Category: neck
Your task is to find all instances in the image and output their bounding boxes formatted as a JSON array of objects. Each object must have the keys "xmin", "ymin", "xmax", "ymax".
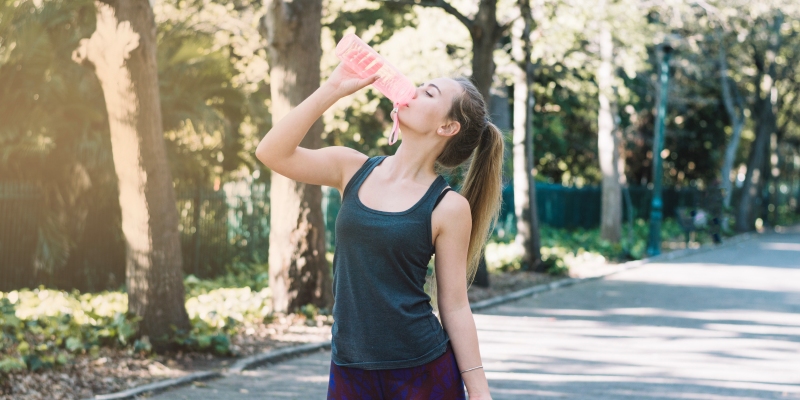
[{"xmin": 384, "ymin": 137, "xmax": 442, "ymax": 182}]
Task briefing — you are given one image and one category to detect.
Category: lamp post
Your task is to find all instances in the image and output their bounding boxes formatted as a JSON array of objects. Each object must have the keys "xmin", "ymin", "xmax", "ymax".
[{"xmin": 647, "ymin": 43, "xmax": 673, "ymax": 256}]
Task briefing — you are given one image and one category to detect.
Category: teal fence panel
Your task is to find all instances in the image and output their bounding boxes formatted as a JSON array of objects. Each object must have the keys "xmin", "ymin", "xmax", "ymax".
[{"xmin": 0, "ymin": 183, "xmax": 41, "ymax": 291}]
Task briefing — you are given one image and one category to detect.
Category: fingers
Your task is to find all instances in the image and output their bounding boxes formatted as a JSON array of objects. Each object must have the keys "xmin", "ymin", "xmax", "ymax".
[
  {"xmin": 366, "ymin": 75, "xmax": 380, "ymax": 85},
  {"xmin": 353, "ymin": 75, "xmax": 379, "ymax": 91}
]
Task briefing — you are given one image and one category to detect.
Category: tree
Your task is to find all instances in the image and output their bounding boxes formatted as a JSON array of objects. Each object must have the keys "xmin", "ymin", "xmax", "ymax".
[
  {"xmin": 596, "ymin": 0, "xmax": 622, "ymax": 242},
  {"xmin": 511, "ymin": 0, "xmax": 542, "ymax": 270},
  {"xmin": 72, "ymin": 0, "xmax": 190, "ymax": 347},
  {"xmin": 382, "ymin": 0, "xmax": 510, "ymax": 106},
  {"xmin": 735, "ymin": 13, "xmax": 784, "ymax": 232},
  {"xmin": 260, "ymin": 0, "xmax": 333, "ymax": 313},
  {"xmin": 717, "ymin": 33, "xmax": 746, "ymax": 224},
  {"xmin": 381, "ymin": 0, "xmax": 512, "ymax": 286}
]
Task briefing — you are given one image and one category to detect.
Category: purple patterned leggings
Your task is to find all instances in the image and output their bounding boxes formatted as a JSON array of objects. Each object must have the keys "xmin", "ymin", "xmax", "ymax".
[{"xmin": 327, "ymin": 342, "xmax": 467, "ymax": 400}]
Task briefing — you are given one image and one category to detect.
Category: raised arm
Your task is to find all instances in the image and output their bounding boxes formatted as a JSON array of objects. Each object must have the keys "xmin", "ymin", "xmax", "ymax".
[{"xmin": 255, "ymin": 63, "xmax": 379, "ymax": 192}]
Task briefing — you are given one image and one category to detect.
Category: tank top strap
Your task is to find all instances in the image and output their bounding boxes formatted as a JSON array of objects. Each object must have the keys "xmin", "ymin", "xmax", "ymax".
[
  {"xmin": 342, "ymin": 155, "xmax": 386, "ymax": 200},
  {"xmin": 420, "ymin": 175, "xmax": 451, "ymax": 215}
]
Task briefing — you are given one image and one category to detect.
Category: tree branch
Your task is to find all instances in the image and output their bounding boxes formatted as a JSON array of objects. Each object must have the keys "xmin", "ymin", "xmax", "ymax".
[{"xmin": 376, "ymin": 0, "xmax": 473, "ymax": 29}]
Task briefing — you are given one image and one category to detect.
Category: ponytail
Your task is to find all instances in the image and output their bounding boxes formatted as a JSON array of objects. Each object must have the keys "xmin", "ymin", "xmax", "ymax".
[
  {"xmin": 459, "ymin": 122, "xmax": 504, "ymax": 286},
  {"xmin": 431, "ymin": 78, "xmax": 505, "ymax": 300}
]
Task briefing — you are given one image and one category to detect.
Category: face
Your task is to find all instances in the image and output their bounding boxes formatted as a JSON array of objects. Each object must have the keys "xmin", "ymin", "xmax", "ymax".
[{"xmin": 398, "ymin": 77, "xmax": 464, "ymax": 139}]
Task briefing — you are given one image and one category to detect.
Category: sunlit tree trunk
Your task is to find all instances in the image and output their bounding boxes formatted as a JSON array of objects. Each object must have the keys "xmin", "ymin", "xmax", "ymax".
[
  {"xmin": 72, "ymin": 0, "xmax": 189, "ymax": 347},
  {"xmin": 597, "ymin": 23, "xmax": 622, "ymax": 242},
  {"xmin": 718, "ymin": 40, "xmax": 745, "ymax": 217},
  {"xmin": 513, "ymin": 0, "xmax": 542, "ymax": 271},
  {"xmin": 261, "ymin": 0, "xmax": 332, "ymax": 313}
]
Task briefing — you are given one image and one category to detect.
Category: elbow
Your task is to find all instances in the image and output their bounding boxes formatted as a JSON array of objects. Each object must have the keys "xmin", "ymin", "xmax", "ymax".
[{"xmin": 255, "ymin": 142, "xmax": 272, "ymax": 168}]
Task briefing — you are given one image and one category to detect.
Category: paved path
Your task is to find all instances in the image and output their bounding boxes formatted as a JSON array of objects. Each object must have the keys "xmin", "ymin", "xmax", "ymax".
[{"xmin": 153, "ymin": 228, "xmax": 800, "ymax": 399}]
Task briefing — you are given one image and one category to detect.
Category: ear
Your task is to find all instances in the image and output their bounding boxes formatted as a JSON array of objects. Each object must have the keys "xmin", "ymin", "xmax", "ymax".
[{"xmin": 436, "ymin": 121, "xmax": 461, "ymax": 137}]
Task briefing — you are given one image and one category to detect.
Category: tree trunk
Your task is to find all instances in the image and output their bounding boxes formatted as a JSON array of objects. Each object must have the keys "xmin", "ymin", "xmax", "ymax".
[
  {"xmin": 72, "ymin": 0, "xmax": 190, "ymax": 347},
  {"xmin": 261, "ymin": 0, "xmax": 332, "ymax": 313},
  {"xmin": 736, "ymin": 14, "xmax": 783, "ymax": 233},
  {"xmin": 468, "ymin": 0, "xmax": 503, "ymax": 285},
  {"xmin": 469, "ymin": 0, "xmax": 503, "ymax": 104},
  {"xmin": 513, "ymin": 0, "xmax": 542, "ymax": 271},
  {"xmin": 718, "ymin": 39, "xmax": 745, "ymax": 217},
  {"xmin": 597, "ymin": 24, "xmax": 622, "ymax": 242},
  {"xmin": 397, "ymin": 0, "xmax": 507, "ymax": 283},
  {"xmin": 736, "ymin": 96, "xmax": 773, "ymax": 232}
]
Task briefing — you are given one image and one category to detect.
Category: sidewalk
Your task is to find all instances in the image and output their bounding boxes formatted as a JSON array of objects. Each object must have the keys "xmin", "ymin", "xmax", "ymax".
[{"xmin": 151, "ymin": 227, "xmax": 800, "ymax": 399}]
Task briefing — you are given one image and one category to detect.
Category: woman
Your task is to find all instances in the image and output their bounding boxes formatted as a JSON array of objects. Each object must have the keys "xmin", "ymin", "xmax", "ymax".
[{"xmin": 256, "ymin": 61, "xmax": 502, "ymax": 400}]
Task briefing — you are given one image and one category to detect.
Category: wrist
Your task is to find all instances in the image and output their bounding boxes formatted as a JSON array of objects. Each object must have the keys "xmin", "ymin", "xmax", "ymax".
[
  {"xmin": 467, "ymin": 392, "xmax": 492, "ymax": 400},
  {"xmin": 319, "ymin": 81, "xmax": 346, "ymax": 100}
]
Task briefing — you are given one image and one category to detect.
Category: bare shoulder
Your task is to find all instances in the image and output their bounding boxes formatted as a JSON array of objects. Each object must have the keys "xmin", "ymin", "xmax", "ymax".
[
  {"xmin": 334, "ymin": 146, "xmax": 369, "ymax": 192},
  {"xmin": 438, "ymin": 190, "xmax": 471, "ymax": 220},
  {"xmin": 433, "ymin": 190, "xmax": 471, "ymax": 236}
]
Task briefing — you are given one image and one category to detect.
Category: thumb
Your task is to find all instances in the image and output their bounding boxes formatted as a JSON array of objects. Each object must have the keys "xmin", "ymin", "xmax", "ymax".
[
  {"xmin": 367, "ymin": 75, "xmax": 380, "ymax": 85},
  {"xmin": 354, "ymin": 75, "xmax": 379, "ymax": 91}
]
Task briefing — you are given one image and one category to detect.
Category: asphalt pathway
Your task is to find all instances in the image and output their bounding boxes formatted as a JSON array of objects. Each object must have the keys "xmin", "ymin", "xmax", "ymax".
[{"xmin": 152, "ymin": 228, "xmax": 800, "ymax": 399}]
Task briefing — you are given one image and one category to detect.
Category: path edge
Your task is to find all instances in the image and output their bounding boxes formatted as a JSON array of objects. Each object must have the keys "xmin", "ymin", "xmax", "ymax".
[
  {"xmin": 469, "ymin": 231, "xmax": 755, "ymax": 312},
  {"xmin": 91, "ymin": 231, "xmax": 761, "ymax": 399}
]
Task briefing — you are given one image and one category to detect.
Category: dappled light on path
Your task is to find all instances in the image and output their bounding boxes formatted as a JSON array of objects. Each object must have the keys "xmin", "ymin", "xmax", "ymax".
[
  {"xmin": 150, "ymin": 231, "xmax": 800, "ymax": 399},
  {"xmin": 477, "ymin": 231, "xmax": 800, "ymax": 399}
]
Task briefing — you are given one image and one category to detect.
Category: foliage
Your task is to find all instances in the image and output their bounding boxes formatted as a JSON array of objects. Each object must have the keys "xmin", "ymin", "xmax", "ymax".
[
  {"xmin": 0, "ymin": 289, "xmax": 136, "ymax": 373},
  {"xmin": 0, "ymin": 268, "xmax": 280, "ymax": 373},
  {"xmin": 485, "ymin": 218, "xmax": 725, "ymax": 276},
  {"xmin": 320, "ymin": 0, "xmax": 418, "ymax": 156}
]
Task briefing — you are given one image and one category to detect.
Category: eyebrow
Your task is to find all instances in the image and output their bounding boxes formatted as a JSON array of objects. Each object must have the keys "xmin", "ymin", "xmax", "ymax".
[{"xmin": 422, "ymin": 82, "xmax": 442, "ymax": 95}]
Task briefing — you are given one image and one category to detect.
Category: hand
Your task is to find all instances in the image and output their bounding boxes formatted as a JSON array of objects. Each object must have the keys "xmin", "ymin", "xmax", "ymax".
[{"xmin": 323, "ymin": 62, "xmax": 379, "ymax": 98}]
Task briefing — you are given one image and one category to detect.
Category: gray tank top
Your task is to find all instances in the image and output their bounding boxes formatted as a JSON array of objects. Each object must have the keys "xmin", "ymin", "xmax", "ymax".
[{"xmin": 331, "ymin": 155, "xmax": 451, "ymax": 370}]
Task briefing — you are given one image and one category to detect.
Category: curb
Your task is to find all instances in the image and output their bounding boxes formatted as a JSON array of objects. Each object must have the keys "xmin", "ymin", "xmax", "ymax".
[
  {"xmin": 227, "ymin": 340, "xmax": 331, "ymax": 374},
  {"xmin": 92, "ymin": 230, "xmax": 762, "ymax": 399},
  {"xmin": 92, "ymin": 371, "xmax": 221, "ymax": 400},
  {"xmin": 87, "ymin": 341, "xmax": 332, "ymax": 400},
  {"xmin": 470, "ymin": 231, "xmax": 755, "ymax": 312}
]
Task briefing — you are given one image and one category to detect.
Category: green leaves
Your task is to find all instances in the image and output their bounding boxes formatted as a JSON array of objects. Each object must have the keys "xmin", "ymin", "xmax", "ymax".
[
  {"xmin": 0, "ymin": 275, "xmax": 279, "ymax": 372},
  {"xmin": 64, "ymin": 337, "xmax": 83, "ymax": 352},
  {"xmin": 0, "ymin": 356, "xmax": 26, "ymax": 373},
  {"xmin": 485, "ymin": 218, "xmax": 712, "ymax": 274}
]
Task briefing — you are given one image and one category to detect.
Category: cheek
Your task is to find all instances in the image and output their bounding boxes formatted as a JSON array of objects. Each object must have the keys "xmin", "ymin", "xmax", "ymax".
[{"xmin": 415, "ymin": 103, "xmax": 446, "ymax": 125}]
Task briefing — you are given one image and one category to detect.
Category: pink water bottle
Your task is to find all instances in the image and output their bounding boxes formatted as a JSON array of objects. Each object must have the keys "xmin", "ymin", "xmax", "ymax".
[
  {"xmin": 335, "ymin": 33, "xmax": 416, "ymax": 105},
  {"xmin": 335, "ymin": 34, "xmax": 414, "ymax": 144}
]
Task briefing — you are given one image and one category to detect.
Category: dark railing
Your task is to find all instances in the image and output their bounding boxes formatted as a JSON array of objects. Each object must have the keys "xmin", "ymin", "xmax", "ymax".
[
  {"xmin": 0, "ymin": 183, "xmax": 42, "ymax": 290},
  {"xmin": 0, "ymin": 182, "xmax": 269, "ymax": 291},
  {"xmin": 2, "ymin": 179, "xmax": 797, "ymax": 291}
]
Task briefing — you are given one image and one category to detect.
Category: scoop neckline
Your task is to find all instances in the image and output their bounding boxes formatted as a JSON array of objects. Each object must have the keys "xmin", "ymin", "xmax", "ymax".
[{"xmin": 355, "ymin": 157, "xmax": 444, "ymax": 216}]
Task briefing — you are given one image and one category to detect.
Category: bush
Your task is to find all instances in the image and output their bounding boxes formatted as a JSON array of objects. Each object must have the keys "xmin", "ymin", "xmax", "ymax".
[
  {"xmin": 0, "ymin": 267, "xmax": 277, "ymax": 372},
  {"xmin": 0, "ymin": 289, "xmax": 137, "ymax": 373},
  {"xmin": 484, "ymin": 218, "xmax": 717, "ymax": 275}
]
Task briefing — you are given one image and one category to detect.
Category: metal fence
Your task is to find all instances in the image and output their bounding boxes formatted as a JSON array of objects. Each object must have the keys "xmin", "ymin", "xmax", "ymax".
[
  {"xmin": 0, "ymin": 182, "xmax": 269, "ymax": 291},
  {"xmin": 2, "ymin": 179, "xmax": 797, "ymax": 292},
  {"xmin": 322, "ymin": 183, "xmax": 718, "ymax": 247},
  {"xmin": 0, "ymin": 183, "xmax": 42, "ymax": 291},
  {"xmin": 176, "ymin": 181, "xmax": 270, "ymax": 279}
]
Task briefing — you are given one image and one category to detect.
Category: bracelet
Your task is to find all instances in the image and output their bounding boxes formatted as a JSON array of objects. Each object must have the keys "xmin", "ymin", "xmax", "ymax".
[{"xmin": 460, "ymin": 365, "xmax": 483, "ymax": 374}]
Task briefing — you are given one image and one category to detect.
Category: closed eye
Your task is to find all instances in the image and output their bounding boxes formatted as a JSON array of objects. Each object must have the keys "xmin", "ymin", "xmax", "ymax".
[{"xmin": 425, "ymin": 91, "xmax": 433, "ymax": 97}]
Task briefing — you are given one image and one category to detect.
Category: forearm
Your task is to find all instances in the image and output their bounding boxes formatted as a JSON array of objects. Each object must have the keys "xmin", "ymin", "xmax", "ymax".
[
  {"xmin": 440, "ymin": 305, "xmax": 490, "ymax": 398},
  {"xmin": 255, "ymin": 83, "xmax": 340, "ymax": 164}
]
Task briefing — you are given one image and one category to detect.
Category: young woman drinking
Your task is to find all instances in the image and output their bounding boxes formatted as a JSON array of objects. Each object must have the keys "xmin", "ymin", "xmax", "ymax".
[{"xmin": 256, "ymin": 61, "xmax": 502, "ymax": 400}]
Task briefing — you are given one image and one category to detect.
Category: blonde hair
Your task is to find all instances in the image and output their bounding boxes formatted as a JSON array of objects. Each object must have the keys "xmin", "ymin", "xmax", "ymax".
[{"xmin": 430, "ymin": 77, "xmax": 504, "ymax": 300}]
